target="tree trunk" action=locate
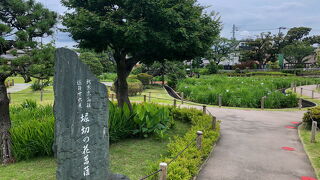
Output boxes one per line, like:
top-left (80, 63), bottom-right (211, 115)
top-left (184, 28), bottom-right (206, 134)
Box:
top-left (161, 63), bottom-right (165, 86)
top-left (0, 79), bottom-right (13, 164)
top-left (114, 54), bottom-right (137, 111)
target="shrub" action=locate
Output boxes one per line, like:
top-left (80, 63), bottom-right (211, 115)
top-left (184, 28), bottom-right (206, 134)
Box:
top-left (146, 107), bottom-right (220, 180)
top-left (234, 61), bottom-right (258, 70)
top-left (281, 69), bottom-right (303, 75)
top-left (128, 75), bottom-right (138, 80)
top-left (10, 101), bottom-right (175, 161)
top-left (11, 118), bottom-right (54, 161)
top-left (131, 65), bottom-right (145, 75)
top-left (20, 99), bottom-right (37, 109)
top-left (109, 102), bottom-right (137, 142)
top-left (206, 61), bottom-right (218, 74)
top-left (10, 104), bottom-right (54, 161)
top-left (235, 68), bottom-right (241, 73)
top-left (127, 80), bottom-right (143, 96)
top-left (303, 107), bottom-right (320, 130)
top-left (99, 73), bottom-right (117, 82)
top-left (246, 72), bottom-right (293, 77)
top-left (31, 80), bottom-right (50, 91)
top-left (153, 76), bottom-right (167, 82)
top-left (137, 73), bottom-right (153, 85)
top-left (267, 61), bottom-right (280, 69)
top-left (111, 78), bottom-right (143, 96)
top-left (109, 102), bottom-right (173, 141)
top-left (133, 103), bottom-right (174, 138)
top-left (199, 68), bottom-right (209, 75)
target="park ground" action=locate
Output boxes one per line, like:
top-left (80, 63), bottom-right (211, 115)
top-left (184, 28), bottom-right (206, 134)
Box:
top-left (1, 76), bottom-right (320, 180)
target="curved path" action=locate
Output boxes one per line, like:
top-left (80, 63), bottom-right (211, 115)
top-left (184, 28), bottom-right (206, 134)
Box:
top-left (299, 85), bottom-right (320, 99)
top-left (192, 86), bottom-right (318, 180)
top-left (7, 83), bottom-right (31, 93)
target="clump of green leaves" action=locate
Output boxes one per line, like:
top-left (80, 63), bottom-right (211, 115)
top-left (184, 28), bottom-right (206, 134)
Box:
top-left (137, 73), bottom-right (153, 86)
top-left (146, 107), bottom-right (220, 180)
top-left (133, 103), bottom-right (174, 138)
top-left (111, 78), bottom-right (144, 96)
top-left (30, 80), bottom-right (51, 91)
top-left (303, 107), bottom-right (320, 130)
top-left (10, 101), bottom-right (175, 160)
top-left (177, 75), bottom-right (319, 108)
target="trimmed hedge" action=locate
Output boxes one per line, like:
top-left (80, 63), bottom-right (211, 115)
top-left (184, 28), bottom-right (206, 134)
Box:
top-left (137, 73), bottom-right (153, 85)
top-left (111, 78), bottom-right (143, 96)
top-left (146, 107), bottom-right (220, 180)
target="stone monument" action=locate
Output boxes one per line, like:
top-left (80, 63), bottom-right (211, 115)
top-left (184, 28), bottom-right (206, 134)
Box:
top-left (54, 48), bottom-right (128, 180)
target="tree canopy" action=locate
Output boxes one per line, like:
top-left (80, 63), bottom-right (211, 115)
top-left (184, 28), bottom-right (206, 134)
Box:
top-left (206, 37), bottom-right (238, 64)
top-left (0, 0), bottom-right (57, 164)
top-left (62, 0), bottom-right (221, 108)
top-left (282, 41), bottom-right (314, 65)
top-left (240, 27), bottom-right (320, 67)
top-left (0, 0), bottom-right (57, 81)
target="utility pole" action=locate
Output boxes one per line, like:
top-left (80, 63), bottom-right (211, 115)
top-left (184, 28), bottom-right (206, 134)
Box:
top-left (277, 27), bottom-right (286, 36)
top-left (232, 24), bottom-right (239, 40)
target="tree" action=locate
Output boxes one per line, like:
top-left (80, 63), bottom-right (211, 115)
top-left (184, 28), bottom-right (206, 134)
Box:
top-left (0, 0), bottom-right (57, 164)
top-left (78, 49), bottom-right (116, 74)
top-left (282, 42), bottom-right (314, 67)
top-left (240, 33), bottom-right (273, 66)
top-left (62, 0), bottom-right (221, 109)
top-left (284, 27), bottom-right (312, 45)
top-left (206, 37), bottom-right (238, 64)
top-left (147, 60), bottom-right (186, 86)
top-left (80, 52), bottom-right (104, 76)
top-left (240, 27), bottom-right (320, 68)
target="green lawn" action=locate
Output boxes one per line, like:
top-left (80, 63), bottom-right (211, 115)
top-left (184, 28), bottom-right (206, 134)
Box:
top-left (9, 85), bottom-right (309, 111)
top-left (9, 85), bottom-right (181, 106)
top-left (0, 121), bottom-right (190, 180)
top-left (10, 86), bottom-right (54, 105)
top-left (299, 127), bottom-right (320, 179)
top-left (6, 77), bottom-right (37, 84)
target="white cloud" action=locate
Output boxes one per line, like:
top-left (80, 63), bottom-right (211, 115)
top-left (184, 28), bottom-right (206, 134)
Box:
top-left (34, 0), bottom-right (320, 46)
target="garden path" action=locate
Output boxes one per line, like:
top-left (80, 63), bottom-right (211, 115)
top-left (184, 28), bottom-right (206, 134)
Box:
top-left (196, 108), bottom-right (316, 180)
top-left (196, 85), bottom-right (319, 180)
top-left (299, 85), bottom-right (320, 99)
top-left (102, 82), bottom-right (113, 87)
top-left (7, 83), bottom-right (31, 93)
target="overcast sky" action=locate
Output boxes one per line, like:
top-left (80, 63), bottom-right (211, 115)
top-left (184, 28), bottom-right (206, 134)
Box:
top-left (37, 0), bottom-right (320, 47)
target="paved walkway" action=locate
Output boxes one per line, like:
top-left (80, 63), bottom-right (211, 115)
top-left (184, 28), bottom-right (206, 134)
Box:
top-left (195, 85), bottom-right (318, 180)
top-left (298, 85), bottom-right (320, 99)
top-left (7, 83), bottom-right (31, 93)
top-left (102, 82), bottom-right (113, 87)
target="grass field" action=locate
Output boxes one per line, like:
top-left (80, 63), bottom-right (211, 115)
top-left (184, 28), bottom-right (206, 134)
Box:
top-left (6, 77), bottom-right (37, 84)
top-left (10, 86), bottom-right (54, 105)
top-left (0, 121), bottom-right (190, 180)
top-left (299, 127), bottom-right (320, 179)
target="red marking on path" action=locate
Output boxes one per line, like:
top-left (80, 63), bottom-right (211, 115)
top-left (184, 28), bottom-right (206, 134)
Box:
top-left (291, 122), bottom-right (300, 124)
top-left (301, 176), bottom-right (317, 180)
top-left (281, 147), bottom-right (295, 151)
top-left (286, 126), bottom-right (297, 129)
